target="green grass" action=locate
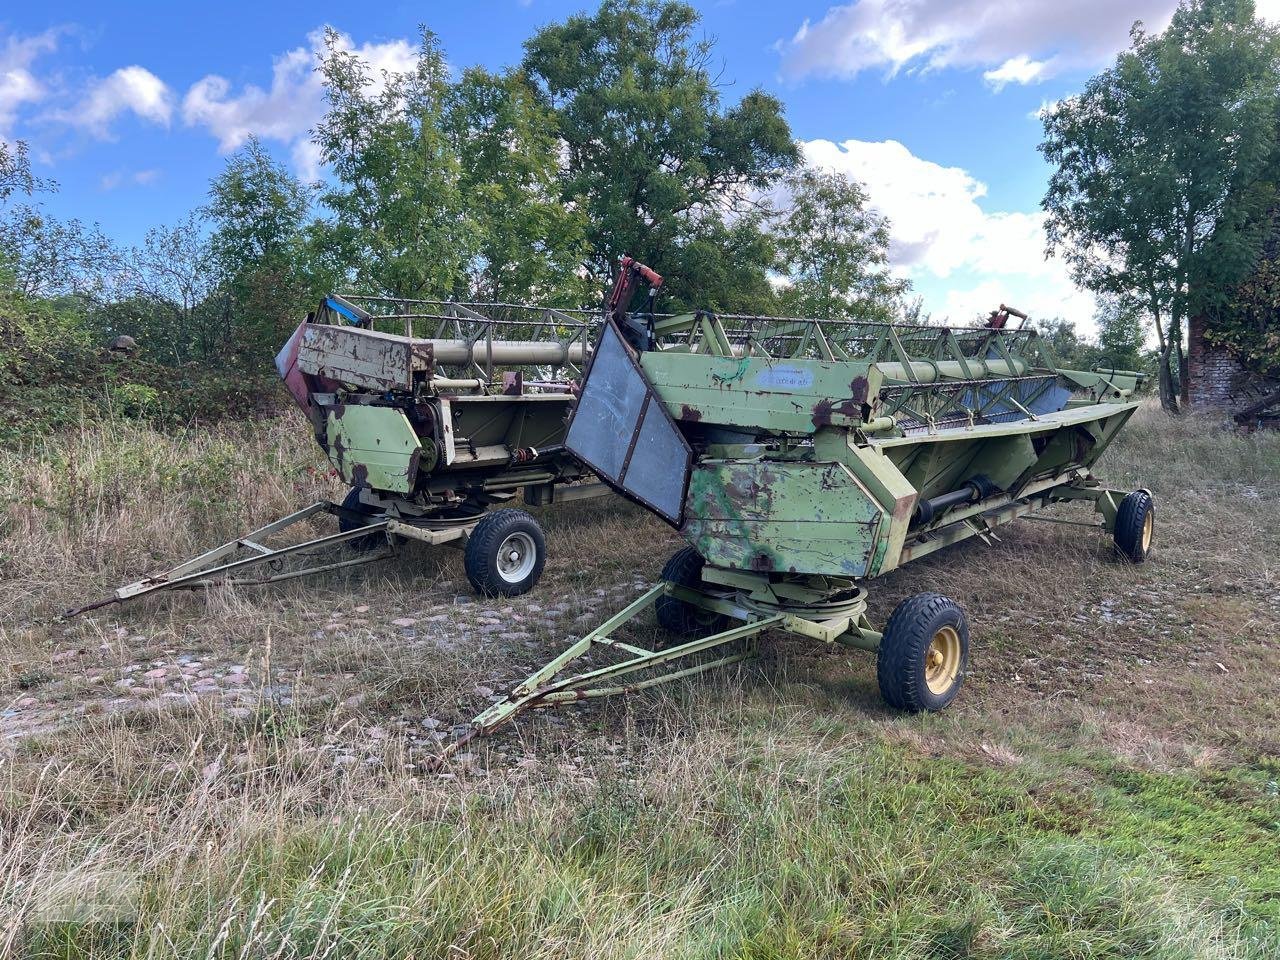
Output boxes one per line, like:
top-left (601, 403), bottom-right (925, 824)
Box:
top-left (14, 726), bottom-right (1276, 959)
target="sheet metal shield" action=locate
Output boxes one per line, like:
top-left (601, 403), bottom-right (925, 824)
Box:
top-left (565, 319), bottom-right (692, 525)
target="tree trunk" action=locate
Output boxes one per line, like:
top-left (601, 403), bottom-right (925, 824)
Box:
top-left (1150, 294), bottom-right (1179, 413)
top-left (1176, 337), bottom-right (1190, 407)
top-left (1157, 344), bottom-right (1179, 413)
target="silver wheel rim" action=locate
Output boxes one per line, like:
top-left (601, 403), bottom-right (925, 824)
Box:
top-left (496, 531), bottom-right (537, 583)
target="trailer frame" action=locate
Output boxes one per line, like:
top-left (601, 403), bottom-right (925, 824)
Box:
top-left (434, 473), bottom-right (1129, 765)
top-left (63, 501), bottom-right (484, 619)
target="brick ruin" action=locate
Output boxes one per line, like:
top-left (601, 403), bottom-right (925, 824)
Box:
top-left (1187, 315), bottom-right (1279, 426)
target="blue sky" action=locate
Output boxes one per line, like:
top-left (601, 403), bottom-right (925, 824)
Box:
top-left (1, 0), bottom-right (1246, 329)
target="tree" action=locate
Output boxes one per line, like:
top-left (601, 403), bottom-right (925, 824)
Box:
top-left (1094, 297), bottom-right (1148, 372)
top-left (312, 27), bottom-right (476, 300)
top-left (125, 213), bottom-right (217, 364)
top-left (522, 0), bottom-right (799, 311)
top-left (445, 68), bottom-right (590, 306)
top-left (0, 204), bottom-right (117, 300)
top-left (1041, 0), bottom-right (1280, 411)
top-left (773, 167), bottom-right (908, 321)
top-left (1033, 317), bottom-right (1104, 371)
top-left (0, 140), bottom-right (50, 204)
top-left (207, 137), bottom-right (316, 358)
top-left (207, 137), bottom-right (311, 279)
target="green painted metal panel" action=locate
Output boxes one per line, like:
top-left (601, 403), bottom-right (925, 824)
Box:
top-left (682, 460), bottom-right (883, 576)
top-left (640, 352), bottom-right (880, 433)
top-left (324, 405), bottom-right (422, 494)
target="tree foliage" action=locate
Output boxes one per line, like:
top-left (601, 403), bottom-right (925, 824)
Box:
top-left (522, 0), bottom-right (799, 310)
top-left (206, 137), bottom-right (316, 358)
top-left (1214, 213), bottom-right (1280, 374)
top-left (313, 27), bottom-right (475, 300)
top-left (1094, 297), bottom-right (1149, 373)
top-left (773, 167), bottom-right (907, 321)
top-left (1041, 0), bottom-right (1280, 411)
top-left (446, 68), bottom-right (591, 305)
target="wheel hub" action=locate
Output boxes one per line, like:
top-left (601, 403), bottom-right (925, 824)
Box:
top-left (925, 626), bottom-right (961, 695)
top-left (496, 531), bottom-right (537, 583)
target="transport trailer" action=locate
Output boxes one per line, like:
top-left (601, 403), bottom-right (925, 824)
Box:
top-left (433, 260), bottom-right (1152, 761)
top-left (66, 295), bottom-right (611, 618)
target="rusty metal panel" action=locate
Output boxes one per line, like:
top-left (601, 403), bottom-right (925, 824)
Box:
top-left (297, 323), bottom-right (433, 392)
top-left (324, 405), bottom-right (422, 493)
top-left (681, 460), bottom-right (883, 576)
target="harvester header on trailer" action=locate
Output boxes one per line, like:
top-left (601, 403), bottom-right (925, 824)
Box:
top-left (67, 291), bottom-right (616, 617)
top-left (432, 258), bottom-right (1155, 764)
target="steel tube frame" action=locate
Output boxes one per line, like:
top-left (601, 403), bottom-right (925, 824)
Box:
top-left (64, 503), bottom-right (481, 618)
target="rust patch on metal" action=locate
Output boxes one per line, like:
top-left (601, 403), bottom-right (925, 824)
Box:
top-left (811, 398), bottom-right (833, 428)
top-left (351, 463), bottom-right (369, 488)
top-left (679, 404), bottom-right (702, 422)
top-left (749, 552), bottom-right (774, 571)
top-left (892, 493), bottom-right (915, 521)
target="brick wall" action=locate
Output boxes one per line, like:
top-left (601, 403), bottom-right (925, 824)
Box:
top-left (1186, 314), bottom-right (1268, 408)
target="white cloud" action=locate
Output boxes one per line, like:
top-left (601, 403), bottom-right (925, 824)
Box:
top-left (65, 66), bottom-right (173, 138)
top-left (779, 0), bottom-right (1178, 86)
top-left (182, 28), bottom-right (417, 177)
top-left (799, 138), bottom-right (1095, 328)
top-left (0, 28), bottom-right (60, 136)
top-left (101, 168), bottom-right (161, 190)
top-left (984, 55), bottom-right (1050, 90)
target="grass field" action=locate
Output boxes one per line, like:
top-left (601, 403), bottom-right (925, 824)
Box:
top-left (2, 404), bottom-right (1279, 958)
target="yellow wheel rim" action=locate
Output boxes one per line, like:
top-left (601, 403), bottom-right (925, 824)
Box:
top-left (1141, 510), bottom-right (1153, 553)
top-left (925, 626), bottom-right (962, 696)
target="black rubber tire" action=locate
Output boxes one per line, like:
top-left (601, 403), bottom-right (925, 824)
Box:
top-left (463, 509), bottom-right (546, 597)
top-left (1113, 490), bottom-right (1155, 563)
top-left (655, 546), bottom-right (730, 637)
top-left (877, 592), bottom-right (969, 713)
top-left (338, 486), bottom-right (384, 551)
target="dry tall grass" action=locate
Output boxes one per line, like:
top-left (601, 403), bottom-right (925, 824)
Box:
top-left (2, 403), bottom-right (1278, 957)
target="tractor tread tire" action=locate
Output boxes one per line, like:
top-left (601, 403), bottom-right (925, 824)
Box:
top-left (464, 509), bottom-right (546, 598)
top-left (877, 592), bottom-right (969, 713)
top-left (1113, 490), bottom-right (1154, 563)
top-left (338, 486), bottom-right (384, 552)
top-left (655, 546), bottom-right (729, 638)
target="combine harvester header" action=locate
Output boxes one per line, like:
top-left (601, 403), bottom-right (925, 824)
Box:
top-left (435, 259), bottom-right (1154, 762)
top-left (67, 294), bottom-right (611, 617)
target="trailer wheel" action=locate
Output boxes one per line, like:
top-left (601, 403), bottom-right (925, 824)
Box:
top-left (1113, 490), bottom-right (1154, 563)
top-left (338, 486), bottom-right (385, 551)
top-left (877, 592), bottom-right (969, 712)
top-left (464, 509), bottom-right (546, 597)
top-left (656, 547), bottom-right (729, 638)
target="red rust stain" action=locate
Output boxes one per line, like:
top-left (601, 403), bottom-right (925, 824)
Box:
top-left (811, 398), bottom-right (834, 428)
top-left (749, 553), bottom-right (774, 572)
top-left (352, 463), bottom-right (369, 487)
top-left (679, 404), bottom-right (703, 422)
